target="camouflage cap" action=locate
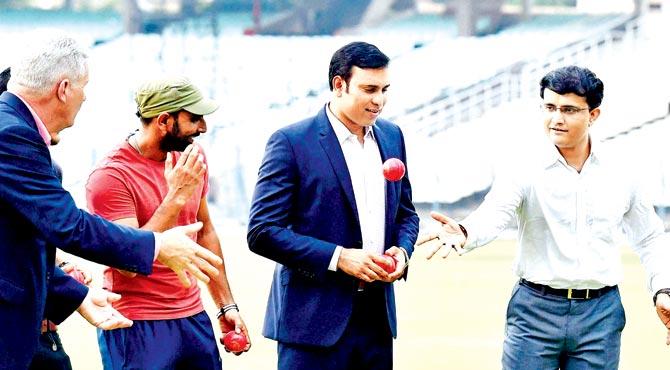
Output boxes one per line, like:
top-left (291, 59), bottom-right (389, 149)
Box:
top-left (135, 76), bottom-right (218, 118)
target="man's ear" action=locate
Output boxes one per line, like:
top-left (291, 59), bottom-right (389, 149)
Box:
top-left (589, 107), bottom-right (601, 126)
top-left (56, 79), bottom-right (69, 103)
top-left (156, 112), bottom-right (172, 134)
top-left (332, 76), bottom-right (344, 97)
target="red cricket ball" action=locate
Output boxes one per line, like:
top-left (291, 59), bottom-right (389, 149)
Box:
top-left (382, 158), bottom-right (405, 182)
top-left (221, 331), bottom-right (248, 353)
top-left (376, 254), bottom-right (397, 273)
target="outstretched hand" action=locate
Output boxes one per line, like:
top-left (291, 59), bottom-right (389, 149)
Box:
top-left (157, 222), bottom-right (222, 287)
top-left (77, 287), bottom-right (132, 330)
top-left (655, 293), bottom-right (670, 345)
top-left (416, 211), bottom-right (467, 260)
top-left (61, 262), bottom-right (93, 286)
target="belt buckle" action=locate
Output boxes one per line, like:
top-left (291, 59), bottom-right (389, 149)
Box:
top-left (567, 288), bottom-right (590, 299)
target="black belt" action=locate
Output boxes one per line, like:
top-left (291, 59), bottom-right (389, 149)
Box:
top-left (520, 279), bottom-right (616, 300)
top-left (355, 280), bottom-right (385, 293)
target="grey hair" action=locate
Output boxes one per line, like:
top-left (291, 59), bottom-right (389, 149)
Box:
top-left (8, 34), bottom-right (88, 95)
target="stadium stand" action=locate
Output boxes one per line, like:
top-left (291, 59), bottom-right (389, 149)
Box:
top-left (4, 7), bottom-right (665, 224)
top-left (407, 9), bottom-right (670, 223)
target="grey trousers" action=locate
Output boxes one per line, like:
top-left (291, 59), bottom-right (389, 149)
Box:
top-left (502, 281), bottom-right (626, 370)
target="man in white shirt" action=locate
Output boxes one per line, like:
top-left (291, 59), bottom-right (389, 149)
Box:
top-left (418, 65), bottom-right (670, 369)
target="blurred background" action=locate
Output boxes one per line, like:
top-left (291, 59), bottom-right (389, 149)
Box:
top-left (1, 0), bottom-right (668, 226)
top-left (2, 0), bottom-right (670, 368)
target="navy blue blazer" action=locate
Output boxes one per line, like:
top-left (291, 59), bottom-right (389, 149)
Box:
top-left (248, 106), bottom-right (419, 347)
top-left (0, 92), bottom-right (155, 369)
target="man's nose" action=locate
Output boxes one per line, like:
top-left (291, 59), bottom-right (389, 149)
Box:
top-left (371, 91), bottom-right (384, 106)
top-left (550, 110), bottom-right (565, 123)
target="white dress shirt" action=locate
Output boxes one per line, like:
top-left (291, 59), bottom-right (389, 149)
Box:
top-left (461, 138), bottom-right (670, 293)
top-left (326, 105), bottom-right (387, 271)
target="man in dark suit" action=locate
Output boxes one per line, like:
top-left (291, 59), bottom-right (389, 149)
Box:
top-left (248, 41), bottom-right (419, 370)
top-left (0, 36), bottom-right (222, 369)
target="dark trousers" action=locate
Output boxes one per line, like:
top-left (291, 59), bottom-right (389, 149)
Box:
top-left (28, 331), bottom-right (72, 370)
top-left (98, 311), bottom-right (221, 370)
top-left (278, 285), bottom-right (393, 370)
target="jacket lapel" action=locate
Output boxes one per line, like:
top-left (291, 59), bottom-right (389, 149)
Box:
top-left (316, 108), bottom-right (360, 226)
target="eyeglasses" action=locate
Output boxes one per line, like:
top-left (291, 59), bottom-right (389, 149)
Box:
top-left (541, 104), bottom-right (590, 117)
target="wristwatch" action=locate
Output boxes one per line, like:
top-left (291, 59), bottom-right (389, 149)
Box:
top-left (653, 288), bottom-right (670, 306)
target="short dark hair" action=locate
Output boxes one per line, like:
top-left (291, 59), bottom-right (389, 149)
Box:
top-left (135, 109), bottom-right (180, 125)
top-left (0, 67), bottom-right (11, 94)
top-left (136, 109), bottom-right (153, 125)
top-left (328, 42), bottom-right (389, 91)
top-left (540, 66), bottom-right (604, 110)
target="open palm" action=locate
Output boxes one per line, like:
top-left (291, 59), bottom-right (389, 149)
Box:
top-left (416, 211), bottom-right (466, 259)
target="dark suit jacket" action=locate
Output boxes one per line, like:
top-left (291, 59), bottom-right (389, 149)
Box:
top-left (0, 92), bottom-right (155, 369)
top-left (248, 106), bottom-right (419, 347)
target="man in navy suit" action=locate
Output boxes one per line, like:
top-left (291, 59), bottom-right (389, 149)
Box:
top-left (248, 41), bottom-right (419, 370)
top-left (0, 35), bottom-right (222, 369)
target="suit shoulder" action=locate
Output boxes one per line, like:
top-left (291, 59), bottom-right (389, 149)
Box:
top-left (0, 112), bottom-right (41, 143)
top-left (0, 109), bottom-right (26, 131)
top-left (375, 118), bottom-right (402, 133)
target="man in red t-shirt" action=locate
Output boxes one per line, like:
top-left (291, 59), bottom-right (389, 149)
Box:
top-left (86, 76), bottom-right (250, 370)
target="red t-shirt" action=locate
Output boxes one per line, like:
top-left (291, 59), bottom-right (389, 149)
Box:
top-left (86, 141), bottom-right (209, 320)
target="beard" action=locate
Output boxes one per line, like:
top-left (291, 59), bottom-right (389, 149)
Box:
top-left (159, 122), bottom-right (198, 152)
top-left (159, 134), bottom-right (192, 152)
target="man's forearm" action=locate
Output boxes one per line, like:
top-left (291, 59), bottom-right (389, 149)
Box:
top-left (200, 226), bottom-right (235, 307)
top-left (140, 192), bottom-right (189, 232)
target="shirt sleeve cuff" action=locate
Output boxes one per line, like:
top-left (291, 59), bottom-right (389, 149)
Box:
top-left (459, 221), bottom-right (477, 252)
top-left (153, 232), bottom-right (161, 261)
top-left (328, 246), bottom-right (343, 271)
top-left (650, 274), bottom-right (670, 296)
top-left (398, 246), bottom-right (409, 265)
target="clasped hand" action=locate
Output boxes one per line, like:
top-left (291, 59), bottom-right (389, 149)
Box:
top-left (337, 247), bottom-right (407, 283)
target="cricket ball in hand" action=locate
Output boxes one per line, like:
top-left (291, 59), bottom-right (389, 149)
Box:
top-left (376, 254), bottom-right (397, 273)
top-left (222, 331), bottom-right (248, 352)
top-left (382, 158), bottom-right (405, 182)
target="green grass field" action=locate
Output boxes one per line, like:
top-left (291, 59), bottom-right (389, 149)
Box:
top-left (59, 229), bottom-right (670, 369)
